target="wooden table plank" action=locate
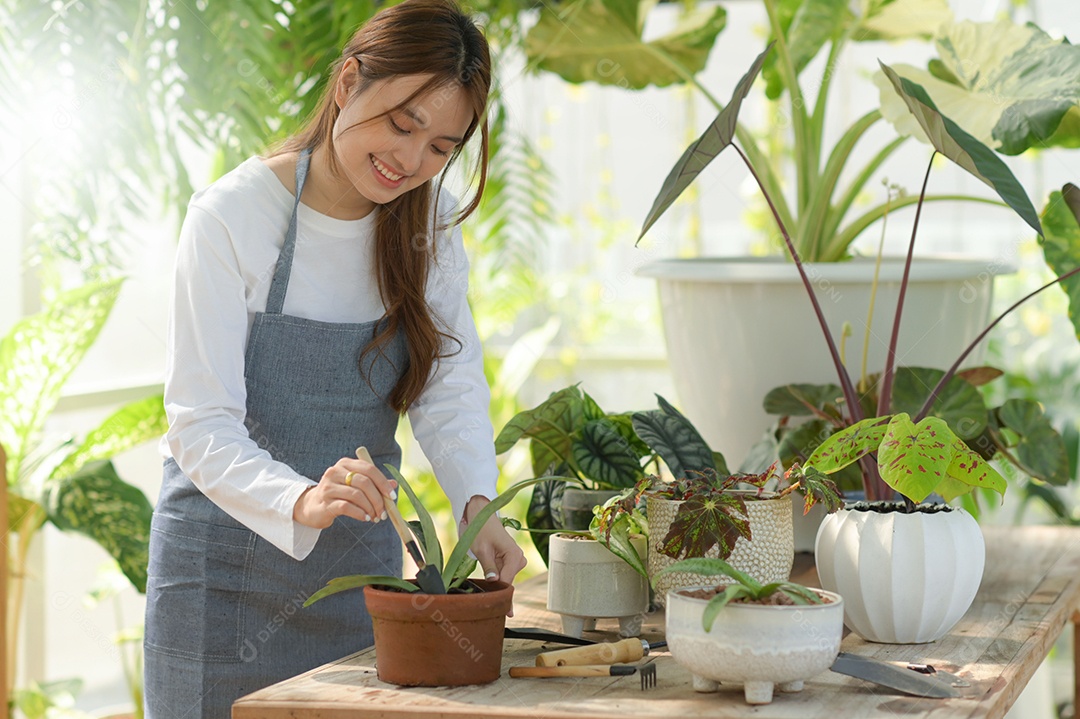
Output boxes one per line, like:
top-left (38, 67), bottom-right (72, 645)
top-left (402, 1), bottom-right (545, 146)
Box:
top-left (233, 525), bottom-right (1080, 719)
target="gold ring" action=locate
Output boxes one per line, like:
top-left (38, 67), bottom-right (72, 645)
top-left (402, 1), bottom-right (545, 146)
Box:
top-left (344, 471), bottom-right (355, 487)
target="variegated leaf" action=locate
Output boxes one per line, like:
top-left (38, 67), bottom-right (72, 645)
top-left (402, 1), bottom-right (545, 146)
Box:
top-left (659, 491), bottom-right (750, 560)
top-left (805, 416), bottom-right (891, 474)
top-left (940, 437), bottom-right (1006, 501)
top-left (877, 414), bottom-right (955, 503)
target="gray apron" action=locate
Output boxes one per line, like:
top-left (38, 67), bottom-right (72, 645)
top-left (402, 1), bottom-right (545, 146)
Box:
top-left (144, 148), bottom-right (405, 719)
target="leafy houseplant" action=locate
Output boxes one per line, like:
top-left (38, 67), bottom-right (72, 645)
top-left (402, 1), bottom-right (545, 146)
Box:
top-left (305, 469), bottom-right (562, 686)
top-left (658, 557), bottom-right (843, 705)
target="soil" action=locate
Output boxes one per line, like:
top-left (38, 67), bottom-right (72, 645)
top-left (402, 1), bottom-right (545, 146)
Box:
top-left (557, 533), bottom-right (597, 541)
top-left (846, 500), bottom-right (955, 514)
top-left (677, 587), bottom-right (836, 606)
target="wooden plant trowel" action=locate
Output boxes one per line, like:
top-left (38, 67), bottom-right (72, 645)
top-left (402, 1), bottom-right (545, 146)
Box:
top-left (356, 447), bottom-right (446, 594)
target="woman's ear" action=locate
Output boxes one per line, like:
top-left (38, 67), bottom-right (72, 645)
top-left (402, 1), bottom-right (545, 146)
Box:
top-left (335, 57), bottom-right (361, 109)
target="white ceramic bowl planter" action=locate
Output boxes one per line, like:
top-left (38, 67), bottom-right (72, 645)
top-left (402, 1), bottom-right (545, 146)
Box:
top-left (666, 586), bottom-right (844, 704)
top-left (648, 493), bottom-right (794, 607)
top-left (547, 534), bottom-right (650, 637)
top-left (815, 502), bottom-right (985, 644)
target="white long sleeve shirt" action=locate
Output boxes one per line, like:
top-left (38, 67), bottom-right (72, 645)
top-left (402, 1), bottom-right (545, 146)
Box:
top-left (163, 156), bottom-right (498, 560)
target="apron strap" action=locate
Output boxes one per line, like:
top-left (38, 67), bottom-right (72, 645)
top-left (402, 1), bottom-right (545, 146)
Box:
top-left (266, 147), bottom-right (313, 315)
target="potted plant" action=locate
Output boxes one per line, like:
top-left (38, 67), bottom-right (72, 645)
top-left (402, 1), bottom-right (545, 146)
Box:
top-left (305, 468), bottom-right (563, 686)
top-left (525, 0), bottom-right (1080, 467)
top-left (658, 556), bottom-right (843, 705)
top-left (635, 42), bottom-right (1080, 642)
top-left (494, 384), bottom-right (653, 564)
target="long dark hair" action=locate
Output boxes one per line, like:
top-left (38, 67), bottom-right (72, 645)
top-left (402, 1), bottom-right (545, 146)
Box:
top-left (274, 0), bottom-right (490, 412)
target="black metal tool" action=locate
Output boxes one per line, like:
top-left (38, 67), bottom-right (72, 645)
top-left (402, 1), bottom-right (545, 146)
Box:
top-left (831, 652), bottom-right (970, 699)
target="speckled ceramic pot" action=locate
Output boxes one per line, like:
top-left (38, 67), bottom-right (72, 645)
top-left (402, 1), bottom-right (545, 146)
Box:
top-left (666, 586), bottom-right (843, 704)
top-left (647, 492), bottom-right (794, 607)
top-left (547, 533), bottom-right (649, 637)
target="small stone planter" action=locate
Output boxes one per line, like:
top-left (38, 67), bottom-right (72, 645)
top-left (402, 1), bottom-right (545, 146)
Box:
top-left (547, 533), bottom-right (649, 637)
top-left (666, 586), bottom-right (843, 704)
top-left (647, 492), bottom-right (794, 607)
top-left (363, 579), bottom-right (513, 686)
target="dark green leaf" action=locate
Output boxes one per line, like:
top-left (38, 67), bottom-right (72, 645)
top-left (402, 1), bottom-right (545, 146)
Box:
top-left (1038, 187), bottom-right (1080, 342)
top-left (639, 43), bottom-right (773, 240)
top-left (889, 367), bottom-right (987, 439)
top-left (386, 465), bottom-right (443, 575)
top-left (763, 383), bottom-right (843, 416)
top-left (998, 399), bottom-right (1070, 485)
top-left (659, 491), bottom-right (750, 560)
top-left (777, 419), bottom-right (833, 465)
top-left (525, 478), bottom-right (567, 566)
top-left (573, 419), bottom-right (643, 489)
top-left (494, 385), bottom-right (582, 454)
top-left (878, 62), bottom-right (1042, 235)
top-left (632, 409), bottom-right (714, 480)
top-left (43, 460), bottom-right (153, 592)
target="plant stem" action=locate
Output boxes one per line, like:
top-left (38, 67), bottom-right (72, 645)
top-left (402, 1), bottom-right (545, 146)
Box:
top-left (878, 152), bottom-right (936, 417)
top-left (733, 143), bottom-right (863, 425)
top-left (863, 197), bottom-right (890, 387)
top-left (914, 264), bottom-right (1080, 422)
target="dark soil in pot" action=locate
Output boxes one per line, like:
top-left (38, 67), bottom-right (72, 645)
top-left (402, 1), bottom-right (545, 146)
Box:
top-left (677, 587), bottom-right (836, 606)
top-left (363, 578), bottom-right (513, 687)
top-left (844, 500), bottom-right (952, 514)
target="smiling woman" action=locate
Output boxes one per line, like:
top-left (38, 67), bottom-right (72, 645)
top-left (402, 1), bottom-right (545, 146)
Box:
top-left (144, 1), bottom-right (526, 717)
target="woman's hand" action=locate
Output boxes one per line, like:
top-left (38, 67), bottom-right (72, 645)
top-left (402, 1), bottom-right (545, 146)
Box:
top-left (293, 456), bottom-right (398, 529)
top-left (462, 495), bottom-right (527, 615)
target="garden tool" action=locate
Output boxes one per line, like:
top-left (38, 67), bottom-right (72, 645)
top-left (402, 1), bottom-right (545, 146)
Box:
top-left (535, 637), bottom-right (668, 666)
top-left (830, 653), bottom-right (970, 699)
top-left (509, 663), bottom-right (658, 690)
top-left (355, 447), bottom-right (446, 594)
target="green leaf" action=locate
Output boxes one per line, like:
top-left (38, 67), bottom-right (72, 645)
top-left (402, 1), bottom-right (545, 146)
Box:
top-left (940, 437), bottom-right (1007, 501)
top-left (702, 584), bottom-right (751, 632)
top-left (878, 61), bottom-right (1042, 235)
top-left (657, 555), bottom-right (760, 590)
top-left (525, 0), bottom-right (727, 89)
top-left (877, 414), bottom-right (955, 503)
top-left (524, 478), bottom-right (567, 565)
top-left (452, 557), bottom-right (478, 583)
top-left (659, 491), bottom-right (750, 560)
top-left (796, 466), bottom-right (845, 515)
top-left (386, 465), bottom-right (443, 575)
top-left (443, 476), bottom-right (574, 586)
top-left (573, 419), bottom-right (643, 489)
top-left (1039, 186), bottom-right (1080, 342)
top-left (589, 501), bottom-right (648, 579)
top-left (638, 43), bottom-right (773, 240)
top-left (762, 0), bottom-right (850, 100)
top-left (0, 279), bottom-right (123, 482)
top-left (998, 399), bottom-right (1070, 485)
top-left (805, 416), bottom-right (891, 474)
top-left (763, 383), bottom-right (843, 416)
top-left (495, 385), bottom-right (585, 477)
top-left (777, 419), bottom-right (832, 466)
top-left (877, 20), bottom-right (1080, 156)
top-left (42, 460), bottom-right (153, 592)
top-left (889, 367), bottom-right (987, 439)
top-left (52, 393), bottom-right (168, 480)
top-left (305, 575), bottom-right (419, 606)
top-left (632, 409), bottom-right (714, 480)
top-left (858, 0), bottom-right (953, 40)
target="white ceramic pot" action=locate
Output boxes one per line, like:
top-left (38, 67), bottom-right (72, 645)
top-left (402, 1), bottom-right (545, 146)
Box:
top-left (814, 503), bottom-right (985, 643)
top-left (547, 533), bottom-right (650, 637)
top-left (666, 585), bottom-right (844, 704)
top-left (647, 493), bottom-right (793, 607)
top-left (637, 257), bottom-right (1004, 469)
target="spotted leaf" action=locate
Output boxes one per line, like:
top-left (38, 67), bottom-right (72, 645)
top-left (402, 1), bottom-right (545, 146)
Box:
top-left (877, 414), bottom-right (955, 503)
top-left (805, 416), bottom-right (891, 474)
top-left (659, 491), bottom-right (750, 560)
top-left (940, 437), bottom-right (1006, 502)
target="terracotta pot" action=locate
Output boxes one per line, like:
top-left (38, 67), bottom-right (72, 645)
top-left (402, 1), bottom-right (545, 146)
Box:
top-left (647, 492), bottom-right (794, 607)
top-left (815, 502), bottom-right (984, 643)
top-left (363, 579), bottom-right (513, 686)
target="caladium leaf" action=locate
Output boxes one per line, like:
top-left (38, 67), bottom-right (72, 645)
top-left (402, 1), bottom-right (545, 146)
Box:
top-left (1038, 186), bottom-right (1080, 342)
top-left (888, 367), bottom-right (987, 439)
top-left (878, 61), bottom-right (1042, 236)
top-left (639, 43), bottom-right (773, 240)
top-left (877, 414), bottom-right (955, 503)
top-left (876, 20), bottom-right (1080, 156)
top-left (525, 0), bottom-right (727, 89)
top-left (939, 437), bottom-right (1006, 502)
top-left (763, 383), bottom-right (843, 416)
top-left (997, 399), bottom-right (1070, 486)
top-left (805, 416), bottom-right (891, 474)
top-left (659, 491), bottom-right (750, 560)
top-left (573, 419), bottom-right (643, 489)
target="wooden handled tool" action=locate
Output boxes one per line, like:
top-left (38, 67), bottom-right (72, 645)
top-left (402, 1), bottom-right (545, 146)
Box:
top-left (510, 665), bottom-right (637, 678)
top-left (356, 447), bottom-right (446, 594)
top-left (536, 637), bottom-right (665, 666)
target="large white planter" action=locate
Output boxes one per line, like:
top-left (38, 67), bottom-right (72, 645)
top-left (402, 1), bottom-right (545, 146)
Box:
top-left (547, 534), bottom-right (650, 637)
top-left (647, 493), bottom-right (793, 607)
top-left (814, 503), bottom-right (985, 643)
top-left (666, 585), bottom-right (843, 704)
top-left (638, 257), bottom-right (1004, 469)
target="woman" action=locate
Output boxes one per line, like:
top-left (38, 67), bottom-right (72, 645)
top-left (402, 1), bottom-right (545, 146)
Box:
top-left (144, 1), bottom-right (525, 716)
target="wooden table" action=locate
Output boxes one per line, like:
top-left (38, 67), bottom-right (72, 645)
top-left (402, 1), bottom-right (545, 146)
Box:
top-left (233, 525), bottom-right (1080, 718)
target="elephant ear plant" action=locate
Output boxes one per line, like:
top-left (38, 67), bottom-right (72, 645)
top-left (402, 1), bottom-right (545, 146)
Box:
top-left (639, 45), bottom-right (1080, 509)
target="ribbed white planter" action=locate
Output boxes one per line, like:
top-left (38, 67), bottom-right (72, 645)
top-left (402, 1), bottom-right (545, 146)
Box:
top-left (547, 534), bottom-right (650, 638)
top-left (666, 586), bottom-right (843, 704)
top-left (647, 492), bottom-right (793, 607)
top-left (814, 503), bottom-right (985, 643)
top-left (637, 257), bottom-right (1004, 469)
